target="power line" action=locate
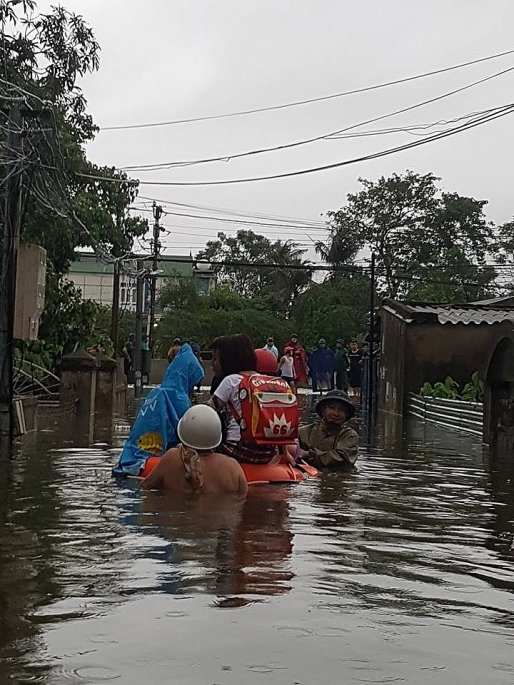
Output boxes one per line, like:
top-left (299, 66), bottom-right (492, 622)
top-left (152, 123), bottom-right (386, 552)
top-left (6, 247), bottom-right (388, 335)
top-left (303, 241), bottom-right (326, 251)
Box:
top-left (165, 258), bottom-right (505, 292)
top-left (131, 103), bottom-right (514, 187)
top-left (78, 99), bottom-right (514, 189)
top-left (130, 206), bottom-right (328, 232)
top-left (121, 90), bottom-right (512, 172)
top-left (134, 197), bottom-right (326, 226)
top-left (98, 47), bottom-right (514, 131)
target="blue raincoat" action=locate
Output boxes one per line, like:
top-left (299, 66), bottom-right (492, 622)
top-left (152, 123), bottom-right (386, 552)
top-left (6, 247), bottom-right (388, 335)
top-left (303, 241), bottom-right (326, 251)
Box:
top-left (113, 344), bottom-right (204, 476)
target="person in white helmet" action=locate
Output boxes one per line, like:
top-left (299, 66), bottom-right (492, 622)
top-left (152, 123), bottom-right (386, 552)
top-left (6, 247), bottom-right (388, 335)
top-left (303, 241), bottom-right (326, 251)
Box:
top-left (142, 405), bottom-right (248, 495)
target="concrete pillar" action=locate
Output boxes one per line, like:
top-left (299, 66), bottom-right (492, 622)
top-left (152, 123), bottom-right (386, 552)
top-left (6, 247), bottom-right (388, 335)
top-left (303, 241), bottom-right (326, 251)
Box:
top-left (94, 352), bottom-right (117, 442)
top-left (95, 352), bottom-right (117, 417)
top-left (59, 349), bottom-right (99, 441)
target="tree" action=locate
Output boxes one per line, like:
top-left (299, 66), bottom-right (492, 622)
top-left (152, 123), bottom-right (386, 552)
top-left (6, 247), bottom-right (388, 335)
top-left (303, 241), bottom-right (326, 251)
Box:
top-left (291, 272), bottom-right (370, 348)
top-left (1, 0), bottom-right (147, 364)
top-left (196, 230), bottom-right (313, 313)
top-left (321, 172), bottom-right (496, 301)
top-left (155, 282), bottom-right (292, 356)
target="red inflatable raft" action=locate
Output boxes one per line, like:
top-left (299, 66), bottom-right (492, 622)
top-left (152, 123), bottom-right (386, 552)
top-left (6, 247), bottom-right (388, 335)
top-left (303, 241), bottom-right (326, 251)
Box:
top-left (139, 455), bottom-right (320, 484)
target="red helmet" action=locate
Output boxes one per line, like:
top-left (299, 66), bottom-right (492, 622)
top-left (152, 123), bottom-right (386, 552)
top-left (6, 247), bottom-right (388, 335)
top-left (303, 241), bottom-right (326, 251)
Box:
top-left (254, 348), bottom-right (278, 375)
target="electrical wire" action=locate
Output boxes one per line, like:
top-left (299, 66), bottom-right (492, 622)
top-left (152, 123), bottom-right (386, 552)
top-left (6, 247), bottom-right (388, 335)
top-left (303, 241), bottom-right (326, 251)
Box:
top-left (99, 47), bottom-right (514, 131)
top-left (121, 82), bottom-right (514, 172)
top-left (130, 206), bottom-right (328, 232)
top-left (136, 195), bottom-right (327, 226)
top-left (131, 103), bottom-right (514, 186)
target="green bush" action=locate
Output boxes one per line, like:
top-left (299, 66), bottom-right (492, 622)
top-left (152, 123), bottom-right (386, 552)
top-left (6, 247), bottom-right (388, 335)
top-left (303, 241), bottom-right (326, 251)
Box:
top-left (420, 372), bottom-right (483, 402)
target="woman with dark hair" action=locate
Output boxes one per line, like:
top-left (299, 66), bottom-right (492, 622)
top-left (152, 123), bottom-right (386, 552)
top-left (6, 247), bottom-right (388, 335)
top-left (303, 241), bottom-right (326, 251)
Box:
top-left (208, 334), bottom-right (277, 465)
top-left (209, 337), bottom-right (225, 395)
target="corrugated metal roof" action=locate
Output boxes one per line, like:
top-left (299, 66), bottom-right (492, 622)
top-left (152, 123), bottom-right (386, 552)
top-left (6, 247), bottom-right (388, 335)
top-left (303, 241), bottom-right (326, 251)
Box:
top-left (406, 305), bottom-right (514, 325)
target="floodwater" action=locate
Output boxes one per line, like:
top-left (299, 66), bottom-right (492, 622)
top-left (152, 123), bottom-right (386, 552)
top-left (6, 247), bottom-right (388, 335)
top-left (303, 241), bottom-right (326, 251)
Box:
top-left (1, 399), bottom-right (514, 684)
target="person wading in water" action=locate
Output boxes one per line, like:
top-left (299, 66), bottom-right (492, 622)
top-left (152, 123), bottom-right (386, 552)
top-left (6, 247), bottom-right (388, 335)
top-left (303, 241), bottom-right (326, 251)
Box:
top-left (142, 405), bottom-right (248, 495)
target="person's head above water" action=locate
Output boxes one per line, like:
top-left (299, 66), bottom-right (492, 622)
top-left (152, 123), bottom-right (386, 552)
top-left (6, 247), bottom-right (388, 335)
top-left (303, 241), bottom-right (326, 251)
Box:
top-left (177, 405), bottom-right (222, 451)
top-left (213, 334), bottom-right (257, 376)
top-left (316, 390), bottom-right (355, 424)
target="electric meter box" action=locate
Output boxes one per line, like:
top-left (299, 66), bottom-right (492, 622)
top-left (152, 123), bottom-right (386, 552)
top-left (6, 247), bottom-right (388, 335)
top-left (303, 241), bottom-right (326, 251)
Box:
top-left (13, 244), bottom-right (47, 341)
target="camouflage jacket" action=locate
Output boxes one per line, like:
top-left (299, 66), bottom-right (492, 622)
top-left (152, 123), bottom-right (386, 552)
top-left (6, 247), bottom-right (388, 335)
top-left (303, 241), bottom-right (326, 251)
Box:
top-left (298, 419), bottom-right (358, 468)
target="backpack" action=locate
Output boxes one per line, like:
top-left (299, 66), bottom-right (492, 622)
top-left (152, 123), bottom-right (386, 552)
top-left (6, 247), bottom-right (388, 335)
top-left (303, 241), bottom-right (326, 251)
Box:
top-left (229, 374), bottom-right (298, 445)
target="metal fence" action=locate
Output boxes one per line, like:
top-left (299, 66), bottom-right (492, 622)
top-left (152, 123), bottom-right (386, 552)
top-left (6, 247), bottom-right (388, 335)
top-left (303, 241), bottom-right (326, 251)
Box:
top-left (407, 393), bottom-right (483, 438)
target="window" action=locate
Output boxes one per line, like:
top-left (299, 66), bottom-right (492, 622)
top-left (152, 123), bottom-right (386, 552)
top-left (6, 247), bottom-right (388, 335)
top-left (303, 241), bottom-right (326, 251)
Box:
top-left (120, 281), bottom-right (136, 306)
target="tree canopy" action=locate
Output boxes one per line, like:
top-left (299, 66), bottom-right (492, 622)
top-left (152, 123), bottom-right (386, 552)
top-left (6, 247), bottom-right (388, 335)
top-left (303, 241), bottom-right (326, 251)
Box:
top-left (1, 0), bottom-right (147, 364)
top-left (320, 171), bottom-right (497, 302)
top-left (196, 230), bottom-right (313, 314)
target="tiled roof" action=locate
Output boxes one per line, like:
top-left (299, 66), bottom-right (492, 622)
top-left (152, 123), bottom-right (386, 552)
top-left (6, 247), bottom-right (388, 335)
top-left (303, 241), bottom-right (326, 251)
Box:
top-left (384, 300), bottom-right (514, 325)
top-left (408, 306), bottom-right (514, 325)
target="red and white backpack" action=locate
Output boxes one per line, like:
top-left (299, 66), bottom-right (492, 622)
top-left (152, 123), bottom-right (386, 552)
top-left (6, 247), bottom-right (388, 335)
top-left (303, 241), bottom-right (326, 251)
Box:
top-left (229, 374), bottom-right (298, 445)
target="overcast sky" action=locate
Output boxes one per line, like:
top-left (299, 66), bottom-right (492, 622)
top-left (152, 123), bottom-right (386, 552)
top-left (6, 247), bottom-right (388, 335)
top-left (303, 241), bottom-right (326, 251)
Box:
top-left (40, 0), bottom-right (514, 257)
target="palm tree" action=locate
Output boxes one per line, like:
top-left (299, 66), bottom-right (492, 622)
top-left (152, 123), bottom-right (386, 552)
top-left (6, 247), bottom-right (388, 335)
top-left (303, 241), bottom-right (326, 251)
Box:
top-left (265, 240), bottom-right (313, 310)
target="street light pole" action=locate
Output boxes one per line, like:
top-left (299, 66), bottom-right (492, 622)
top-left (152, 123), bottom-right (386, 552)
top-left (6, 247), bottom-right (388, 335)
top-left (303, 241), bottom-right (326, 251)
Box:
top-left (134, 260), bottom-right (144, 399)
top-left (366, 252), bottom-right (376, 438)
top-left (148, 202), bottom-right (162, 352)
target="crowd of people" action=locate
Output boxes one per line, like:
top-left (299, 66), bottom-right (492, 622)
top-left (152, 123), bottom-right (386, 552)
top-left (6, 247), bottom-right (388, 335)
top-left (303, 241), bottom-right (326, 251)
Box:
top-left (122, 332), bottom-right (369, 403)
top-left (130, 333), bottom-right (361, 496)
top-left (250, 334), bottom-right (369, 401)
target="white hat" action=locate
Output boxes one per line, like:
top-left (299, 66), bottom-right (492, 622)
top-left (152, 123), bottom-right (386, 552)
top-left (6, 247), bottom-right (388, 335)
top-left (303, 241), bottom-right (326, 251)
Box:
top-left (177, 405), bottom-right (222, 450)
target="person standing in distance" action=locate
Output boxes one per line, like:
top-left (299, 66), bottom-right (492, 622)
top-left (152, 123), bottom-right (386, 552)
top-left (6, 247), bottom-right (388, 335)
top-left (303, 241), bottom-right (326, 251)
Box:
top-left (167, 337), bottom-right (182, 364)
top-left (122, 333), bottom-right (135, 381)
top-left (263, 337), bottom-right (279, 359)
top-left (285, 334), bottom-right (308, 385)
top-left (348, 341), bottom-right (363, 404)
top-left (335, 339), bottom-right (350, 392)
top-left (278, 347), bottom-right (296, 395)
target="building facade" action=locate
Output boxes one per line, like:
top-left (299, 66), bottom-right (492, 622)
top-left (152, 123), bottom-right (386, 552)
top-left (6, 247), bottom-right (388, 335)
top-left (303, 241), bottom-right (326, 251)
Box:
top-left (68, 253), bottom-right (214, 313)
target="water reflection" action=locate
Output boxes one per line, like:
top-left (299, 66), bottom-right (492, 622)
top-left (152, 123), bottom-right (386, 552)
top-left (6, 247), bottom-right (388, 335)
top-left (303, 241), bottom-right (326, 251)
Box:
top-left (136, 487), bottom-right (294, 599)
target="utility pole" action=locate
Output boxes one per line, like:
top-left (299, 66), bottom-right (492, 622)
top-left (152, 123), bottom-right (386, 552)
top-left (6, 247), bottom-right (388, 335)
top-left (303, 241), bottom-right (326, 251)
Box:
top-left (366, 252), bottom-right (376, 438)
top-left (148, 202), bottom-right (162, 352)
top-left (0, 105), bottom-right (23, 449)
top-left (134, 260), bottom-right (144, 399)
top-left (110, 260), bottom-right (120, 355)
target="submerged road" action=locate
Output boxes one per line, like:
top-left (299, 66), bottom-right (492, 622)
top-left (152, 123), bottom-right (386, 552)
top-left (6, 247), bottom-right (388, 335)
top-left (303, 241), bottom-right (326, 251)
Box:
top-left (0, 399), bottom-right (513, 684)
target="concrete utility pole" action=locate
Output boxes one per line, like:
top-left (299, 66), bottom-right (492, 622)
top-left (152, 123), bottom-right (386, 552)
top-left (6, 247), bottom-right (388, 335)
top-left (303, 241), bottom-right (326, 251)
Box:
top-left (110, 260), bottom-right (120, 355)
top-left (366, 252), bottom-right (376, 438)
top-left (0, 105), bottom-right (23, 449)
top-left (148, 202), bottom-right (163, 352)
top-left (133, 260), bottom-right (145, 399)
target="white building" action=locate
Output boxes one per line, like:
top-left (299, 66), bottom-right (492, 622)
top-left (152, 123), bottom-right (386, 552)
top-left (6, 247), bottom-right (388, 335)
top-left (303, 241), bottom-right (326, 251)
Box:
top-left (68, 252), bottom-right (214, 312)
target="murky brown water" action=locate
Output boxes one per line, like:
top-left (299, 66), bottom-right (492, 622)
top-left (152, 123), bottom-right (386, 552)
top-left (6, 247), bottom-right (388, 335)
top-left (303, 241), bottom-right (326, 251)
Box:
top-left (1, 399), bottom-right (514, 684)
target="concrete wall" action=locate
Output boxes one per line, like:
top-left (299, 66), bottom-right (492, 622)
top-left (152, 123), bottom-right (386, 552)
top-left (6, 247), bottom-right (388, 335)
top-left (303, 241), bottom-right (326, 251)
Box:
top-left (378, 307), bottom-right (514, 441)
top-left (378, 310), bottom-right (407, 446)
top-left (403, 321), bottom-right (513, 392)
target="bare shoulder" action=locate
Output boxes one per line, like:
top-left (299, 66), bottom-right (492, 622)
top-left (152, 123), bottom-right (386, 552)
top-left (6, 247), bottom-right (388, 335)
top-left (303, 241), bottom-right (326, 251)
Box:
top-left (211, 452), bottom-right (241, 469)
top-left (161, 447), bottom-right (180, 461)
